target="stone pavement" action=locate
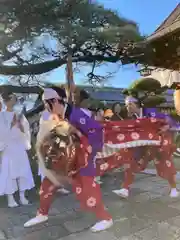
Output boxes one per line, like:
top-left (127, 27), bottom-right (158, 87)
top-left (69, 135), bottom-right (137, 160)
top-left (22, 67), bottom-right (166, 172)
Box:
top-left (1, 171), bottom-right (180, 240)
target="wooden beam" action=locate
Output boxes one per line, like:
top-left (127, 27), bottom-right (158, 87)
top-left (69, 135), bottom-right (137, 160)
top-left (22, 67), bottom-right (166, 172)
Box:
top-left (0, 85), bottom-right (43, 94)
top-left (25, 103), bottom-right (44, 117)
top-left (147, 21), bottom-right (180, 42)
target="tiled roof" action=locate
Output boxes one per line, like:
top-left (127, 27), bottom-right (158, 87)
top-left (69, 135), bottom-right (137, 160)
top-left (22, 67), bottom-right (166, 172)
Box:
top-left (147, 3), bottom-right (180, 41)
top-left (89, 91), bottom-right (125, 102)
top-left (155, 4), bottom-right (180, 32)
top-left (83, 86), bottom-right (125, 102)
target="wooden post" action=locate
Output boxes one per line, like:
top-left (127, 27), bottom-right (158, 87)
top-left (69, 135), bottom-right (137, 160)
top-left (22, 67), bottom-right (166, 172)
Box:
top-left (66, 54), bottom-right (75, 103)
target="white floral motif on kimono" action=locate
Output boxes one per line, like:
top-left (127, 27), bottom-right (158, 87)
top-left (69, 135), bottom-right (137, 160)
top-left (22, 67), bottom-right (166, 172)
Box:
top-left (148, 133), bottom-right (153, 139)
top-left (44, 192), bottom-right (53, 199)
top-left (87, 146), bottom-right (92, 154)
top-left (100, 163), bottom-right (109, 171)
top-left (86, 197), bottom-right (96, 207)
top-left (163, 139), bottom-right (168, 146)
top-left (117, 134), bottom-right (125, 141)
top-left (131, 132), bottom-right (140, 140)
top-left (92, 181), bottom-right (97, 187)
top-left (76, 187), bottom-right (82, 194)
top-left (117, 155), bottom-right (122, 160)
top-left (166, 160), bottom-right (171, 167)
top-left (79, 118), bottom-right (86, 125)
top-left (84, 153), bottom-right (89, 164)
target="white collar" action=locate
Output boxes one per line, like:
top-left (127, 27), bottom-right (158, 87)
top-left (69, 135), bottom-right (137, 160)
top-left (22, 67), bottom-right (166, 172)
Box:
top-left (80, 108), bottom-right (92, 117)
top-left (134, 108), bottom-right (143, 118)
top-left (63, 103), bottom-right (68, 119)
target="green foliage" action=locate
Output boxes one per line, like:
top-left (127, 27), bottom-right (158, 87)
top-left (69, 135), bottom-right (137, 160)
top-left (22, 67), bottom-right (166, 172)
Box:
top-left (122, 88), bottom-right (138, 98)
top-left (122, 89), bottom-right (128, 95)
top-left (129, 78), bottom-right (161, 92)
top-left (89, 99), bottom-right (105, 110)
top-left (124, 77), bottom-right (167, 107)
top-left (119, 106), bottom-right (128, 119)
top-left (0, 0), bottom-right (142, 76)
top-left (170, 110), bottom-right (180, 121)
top-left (175, 134), bottom-right (180, 147)
top-left (142, 95), bottom-right (166, 107)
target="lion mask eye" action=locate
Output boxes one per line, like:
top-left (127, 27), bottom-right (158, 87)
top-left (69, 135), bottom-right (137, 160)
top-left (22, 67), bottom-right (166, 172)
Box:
top-left (59, 141), bottom-right (66, 147)
top-left (55, 137), bottom-right (60, 144)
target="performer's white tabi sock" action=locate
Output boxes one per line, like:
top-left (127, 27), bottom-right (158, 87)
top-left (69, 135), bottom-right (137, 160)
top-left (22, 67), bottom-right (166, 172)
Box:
top-left (7, 194), bottom-right (19, 208)
top-left (24, 215), bottom-right (48, 227)
top-left (91, 219), bottom-right (113, 232)
top-left (170, 188), bottom-right (179, 198)
top-left (112, 188), bottom-right (129, 198)
top-left (57, 188), bottom-right (70, 194)
top-left (19, 191), bottom-right (29, 205)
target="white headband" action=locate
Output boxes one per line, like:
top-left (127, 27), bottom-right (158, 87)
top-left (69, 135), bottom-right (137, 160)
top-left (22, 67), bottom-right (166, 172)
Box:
top-left (42, 88), bottom-right (61, 101)
top-left (125, 96), bottom-right (138, 105)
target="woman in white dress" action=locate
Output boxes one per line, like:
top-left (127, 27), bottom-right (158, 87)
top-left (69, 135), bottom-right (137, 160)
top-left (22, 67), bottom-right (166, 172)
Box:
top-left (0, 91), bottom-right (35, 207)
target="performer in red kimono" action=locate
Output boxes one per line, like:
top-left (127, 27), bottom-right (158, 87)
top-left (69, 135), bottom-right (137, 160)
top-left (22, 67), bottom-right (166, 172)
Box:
top-left (113, 96), bottom-right (179, 199)
top-left (24, 88), bottom-right (174, 231)
top-left (24, 87), bottom-right (113, 232)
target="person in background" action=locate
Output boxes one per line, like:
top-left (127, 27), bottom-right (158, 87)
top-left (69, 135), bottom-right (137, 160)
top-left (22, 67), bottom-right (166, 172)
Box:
top-left (113, 95), bottom-right (179, 199)
top-left (94, 108), bottom-right (104, 184)
top-left (75, 91), bottom-right (103, 185)
top-left (125, 96), bottom-right (143, 119)
top-left (77, 89), bottom-right (93, 117)
top-left (73, 87), bottom-right (92, 116)
top-left (104, 109), bottom-right (114, 121)
top-left (95, 108), bottom-right (104, 121)
top-left (0, 91), bottom-right (34, 207)
top-left (111, 102), bottom-right (123, 120)
top-left (24, 87), bottom-right (113, 232)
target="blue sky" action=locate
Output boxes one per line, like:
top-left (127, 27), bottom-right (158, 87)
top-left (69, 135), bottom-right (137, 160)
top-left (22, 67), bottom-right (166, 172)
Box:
top-left (98, 0), bottom-right (179, 88)
top-left (1, 0), bottom-right (179, 88)
top-left (49, 0), bottom-right (179, 88)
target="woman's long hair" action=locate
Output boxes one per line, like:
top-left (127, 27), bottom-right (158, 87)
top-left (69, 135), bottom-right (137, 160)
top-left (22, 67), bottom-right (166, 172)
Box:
top-left (112, 102), bottom-right (121, 114)
top-left (1, 90), bottom-right (15, 102)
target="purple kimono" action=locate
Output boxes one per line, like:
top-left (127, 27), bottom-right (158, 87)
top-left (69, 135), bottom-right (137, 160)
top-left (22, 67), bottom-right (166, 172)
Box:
top-left (133, 107), bottom-right (177, 161)
top-left (144, 108), bottom-right (177, 130)
top-left (69, 107), bottom-right (103, 176)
